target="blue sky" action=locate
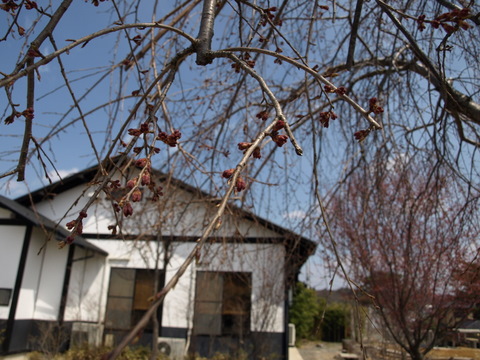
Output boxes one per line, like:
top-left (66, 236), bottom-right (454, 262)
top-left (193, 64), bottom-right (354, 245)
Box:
top-left (0, 2), bottom-right (372, 290)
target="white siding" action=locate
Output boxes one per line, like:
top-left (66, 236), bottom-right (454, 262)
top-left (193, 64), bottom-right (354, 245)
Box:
top-left (33, 231), bottom-right (68, 320)
top-left (0, 225), bottom-right (26, 319)
top-left (29, 172), bottom-right (295, 337)
top-left (14, 228), bottom-right (67, 320)
top-left (64, 246), bottom-right (106, 323)
top-left (32, 181), bottom-right (282, 239)
top-left (162, 242), bottom-right (286, 333)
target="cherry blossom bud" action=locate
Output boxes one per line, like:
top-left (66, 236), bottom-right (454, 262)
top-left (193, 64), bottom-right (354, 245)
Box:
top-left (126, 178), bottom-right (137, 189)
top-left (132, 189), bottom-right (142, 202)
top-left (141, 173), bottom-right (151, 186)
top-left (238, 142), bottom-right (252, 151)
top-left (253, 147), bottom-right (261, 159)
top-left (235, 177), bottom-right (246, 192)
top-left (135, 158), bottom-right (148, 168)
top-left (222, 169), bottom-right (235, 179)
top-left (123, 202), bottom-right (134, 217)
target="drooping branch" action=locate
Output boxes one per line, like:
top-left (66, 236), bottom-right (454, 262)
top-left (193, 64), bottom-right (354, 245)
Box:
top-left (222, 46), bottom-right (383, 130)
top-left (375, 0), bottom-right (480, 145)
top-left (0, 23), bottom-right (196, 89)
top-left (324, 55), bottom-right (480, 146)
top-left (10, 0), bottom-right (73, 72)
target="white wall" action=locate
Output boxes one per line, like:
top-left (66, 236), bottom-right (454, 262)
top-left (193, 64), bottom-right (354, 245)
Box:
top-left (32, 180), bottom-right (282, 239)
top-left (64, 246), bottom-right (106, 323)
top-left (162, 242), bottom-right (286, 333)
top-left (16, 228), bottom-right (67, 320)
top-left (0, 225), bottom-right (26, 319)
top-left (30, 173), bottom-right (292, 335)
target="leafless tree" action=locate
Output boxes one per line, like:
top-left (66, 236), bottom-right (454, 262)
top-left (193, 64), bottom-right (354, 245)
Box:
top-left (1, 0), bottom-right (479, 358)
top-left (329, 156), bottom-right (479, 359)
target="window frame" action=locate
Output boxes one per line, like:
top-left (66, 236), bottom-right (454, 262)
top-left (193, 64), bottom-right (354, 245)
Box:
top-left (193, 271), bottom-right (252, 337)
top-left (104, 267), bottom-right (164, 332)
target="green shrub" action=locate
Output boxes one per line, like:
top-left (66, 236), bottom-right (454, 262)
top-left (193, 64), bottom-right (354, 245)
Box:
top-left (28, 345), bottom-right (166, 360)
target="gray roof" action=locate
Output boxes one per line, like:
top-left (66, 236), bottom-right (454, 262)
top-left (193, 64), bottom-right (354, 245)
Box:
top-left (0, 194), bottom-right (108, 256)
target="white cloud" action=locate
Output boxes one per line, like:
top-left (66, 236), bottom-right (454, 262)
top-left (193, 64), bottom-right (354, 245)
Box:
top-left (282, 210), bottom-right (307, 219)
top-left (47, 167), bottom-right (79, 182)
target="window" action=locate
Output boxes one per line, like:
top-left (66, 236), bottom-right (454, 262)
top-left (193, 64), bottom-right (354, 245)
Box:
top-left (105, 268), bottom-right (163, 331)
top-left (0, 288), bottom-right (12, 306)
top-left (193, 272), bottom-right (251, 337)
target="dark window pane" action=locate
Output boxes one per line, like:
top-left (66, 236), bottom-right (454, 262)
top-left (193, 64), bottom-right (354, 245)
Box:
top-left (194, 313), bottom-right (221, 335)
top-left (196, 272), bottom-right (223, 301)
top-left (222, 273), bottom-right (251, 335)
top-left (105, 268), bottom-right (164, 332)
top-left (222, 314), bottom-right (249, 336)
top-left (105, 297), bottom-right (133, 329)
top-left (0, 288), bottom-right (12, 306)
top-left (133, 270), bottom-right (155, 311)
top-left (193, 271), bottom-right (251, 337)
top-left (108, 268), bottom-right (135, 297)
top-left (196, 301), bottom-right (222, 314)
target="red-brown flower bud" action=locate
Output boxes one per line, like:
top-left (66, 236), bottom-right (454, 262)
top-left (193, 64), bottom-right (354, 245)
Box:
top-left (335, 86), bottom-right (347, 96)
top-left (128, 128), bottom-right (142, 136)
top-left (222, 169), bottom-right (235, 179)
top-left (126, 178), bottom-right (137, 189)
top-left (123, 202), bottom-right (133, 217)
top-left (272, 120), bottom-right (286, 132)
top-left (141, 173), bottom-right (151, 186)
top-left (354, 129), bottom-right (370, 142)
top-left (132, 189), bottom-right (142, 202)
top-left (66, 220), bottom-right (76, 230)
top-left (273, 134), bottom-right (288, 147)
top-left (256, 110), bottom-right (270, 121)
top-left (324, 85), bottom-right (335, 93)
top-left (235, 177), bottom-right (246, 192)
top-left (135, 158), bottom-right (148, 168)
top-left (238, 142), bottom-right (252, 151)
top-left (253, 147), bottom-right (262, 159)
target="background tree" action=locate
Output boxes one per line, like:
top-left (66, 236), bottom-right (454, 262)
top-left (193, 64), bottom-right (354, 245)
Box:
top-left (1, 0), bottom-right (479, 357)
top-left (289, 282), bottom-right (322, 341)
top-left (330, 156), bottom-right (479, 360)
top-left (317, 301), bottom-right (350, 343)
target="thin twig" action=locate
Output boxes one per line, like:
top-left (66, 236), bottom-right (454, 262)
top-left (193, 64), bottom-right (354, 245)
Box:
top-left (0, 22), bottom-right (196, 89)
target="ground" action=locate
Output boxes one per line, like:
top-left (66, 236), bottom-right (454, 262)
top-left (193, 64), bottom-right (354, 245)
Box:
top-left (428, 347), bottom-right (480, 360)
top-left (296, 341), bottom-right (343, 360)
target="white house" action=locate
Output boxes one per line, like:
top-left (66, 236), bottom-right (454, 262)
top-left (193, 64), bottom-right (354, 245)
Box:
top-left (0, 158), bottom-right (315, 359)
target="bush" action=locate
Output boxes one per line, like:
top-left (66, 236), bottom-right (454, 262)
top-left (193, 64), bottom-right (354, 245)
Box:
top-left (289, 282), bottom-right (322, 340)
top-left (28, 345), bottom-right (165, 360)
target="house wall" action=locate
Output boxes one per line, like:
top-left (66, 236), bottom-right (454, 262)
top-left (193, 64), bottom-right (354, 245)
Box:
top-left (0, 217), bottom-right (67, 321)
top-left (64, 246), bottom-right (106, 323)
top-left (0, 213), bottom-right (69, 353)
top-left (28, 176), bottom-right (295, 358)
top-left (161, 242), bottom-right (286, 334)
top-left (65, 238), bottom-right (164, 325)
top-left (17, 228), bottom-right (67, 321)
top-left (32, 182), bottom-right (283, 239)
top-left (78, 238), bottom-right (286, 337)
top-left (0, 224), bottom-right (26, 320)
